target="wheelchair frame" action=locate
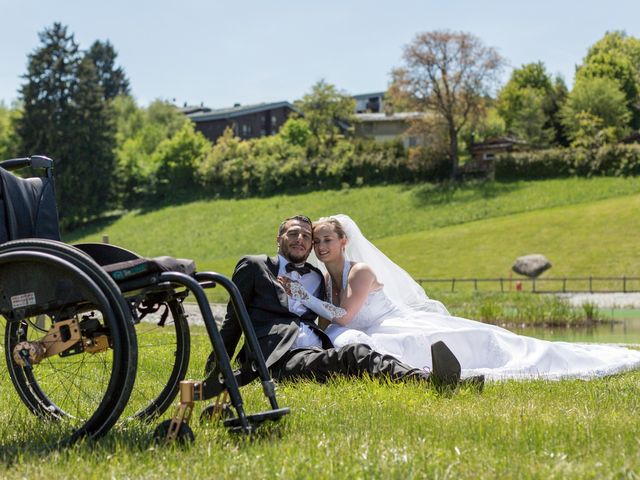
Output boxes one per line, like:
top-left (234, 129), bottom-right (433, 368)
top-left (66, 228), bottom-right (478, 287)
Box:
top-left (0, 156), bottom-right (289, 445)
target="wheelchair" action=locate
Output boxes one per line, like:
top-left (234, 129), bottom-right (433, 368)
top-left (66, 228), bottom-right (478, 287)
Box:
top-left (0, 156), bottom-right (289, 446)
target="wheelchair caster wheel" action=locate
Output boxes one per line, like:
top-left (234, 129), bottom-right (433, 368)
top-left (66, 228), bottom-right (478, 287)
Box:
top-left (153, 419), bottom-right (195, 445)
top-left (200, 403), bottom-right (234, 423)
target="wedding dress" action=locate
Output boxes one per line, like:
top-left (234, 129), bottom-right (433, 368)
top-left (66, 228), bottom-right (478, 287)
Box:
top-left (318, 215), bottom-right (640, 381)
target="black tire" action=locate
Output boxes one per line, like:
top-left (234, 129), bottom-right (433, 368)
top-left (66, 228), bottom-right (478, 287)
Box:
top-left (153, 419), bottom-right (195, 446)
top-left (1, 239), bottom-right (191, 421)
top-left (0, 249), bottom-right (137, 445)
top-left (200, 402), bottom-right (234, 423)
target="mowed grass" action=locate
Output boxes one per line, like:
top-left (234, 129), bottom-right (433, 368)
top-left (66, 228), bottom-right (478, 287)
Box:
top-left (67, 177), bottom-right (640, 275)
top-left (2, 178), bottom-right (640, 477)
top-left (66, 177), bottom-right (640, 301)
top-left (1, 342), bottom-right (640, 479)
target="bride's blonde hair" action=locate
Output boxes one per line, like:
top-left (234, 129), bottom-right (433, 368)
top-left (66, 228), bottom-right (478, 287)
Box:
top-left (313, 217), bottom-right (347, 239)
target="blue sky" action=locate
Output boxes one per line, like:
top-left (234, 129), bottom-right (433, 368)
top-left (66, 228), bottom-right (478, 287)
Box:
top-left (2, 0), bottom-right (639, 109)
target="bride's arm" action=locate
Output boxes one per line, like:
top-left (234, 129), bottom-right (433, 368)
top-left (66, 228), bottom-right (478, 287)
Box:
top-left (278, 276), bottom-right (347, 322)
top-left (277, 264), bottom-right (377, 326)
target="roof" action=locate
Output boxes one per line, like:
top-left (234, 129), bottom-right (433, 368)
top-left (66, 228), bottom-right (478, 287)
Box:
top-left (352, 91), bottom-right (386, 101)
top-left (355, 112), bottom-right (425, 122)
top-left (185, 101), bottom-right (298, 122)
top-left (178, 105), bottom-right (212, 115)
top-left (470, 136), bottom-right (526, 151)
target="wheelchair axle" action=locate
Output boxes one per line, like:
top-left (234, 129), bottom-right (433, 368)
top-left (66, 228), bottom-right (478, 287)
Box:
top-left (12, 317), bottom-right (83, 366)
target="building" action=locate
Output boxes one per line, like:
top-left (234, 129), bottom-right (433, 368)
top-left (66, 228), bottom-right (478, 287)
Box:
top-left (353, 112), bottom-right (426, 148)
top-left (464, 136), bottom-right (526, 175)
top-left (353, 92), bottom-right (385, 113)
top-left (183, 101), bottom-right (298, 144)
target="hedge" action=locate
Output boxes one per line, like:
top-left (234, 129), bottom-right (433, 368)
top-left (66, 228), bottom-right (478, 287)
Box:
top-left (494, 144), bottom-right (640, 180)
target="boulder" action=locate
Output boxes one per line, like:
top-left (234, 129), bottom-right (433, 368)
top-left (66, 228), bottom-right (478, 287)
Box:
top-left (512, 254), bottom-right (552, 278)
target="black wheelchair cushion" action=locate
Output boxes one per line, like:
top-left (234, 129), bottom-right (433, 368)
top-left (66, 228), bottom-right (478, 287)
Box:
top-left (0, 167), bottom-right (60, 241)
top-left (103, 256), bottom-right (196, 292)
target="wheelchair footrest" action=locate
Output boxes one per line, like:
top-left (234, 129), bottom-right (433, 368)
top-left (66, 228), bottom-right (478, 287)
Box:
top-left (223, 407), bottom-right (290, 431)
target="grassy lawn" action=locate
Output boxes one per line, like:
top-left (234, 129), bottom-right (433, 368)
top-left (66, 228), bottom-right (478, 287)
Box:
top-left (65, 177), bottom-right (640, 303)
top-left (1, 348), bottom-right (639, 478)
top-left (1, 177), bottom-right (639, 477)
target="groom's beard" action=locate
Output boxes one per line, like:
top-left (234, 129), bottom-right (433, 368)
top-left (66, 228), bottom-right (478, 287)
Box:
top-left (280, 246), bottom-right (311, 264)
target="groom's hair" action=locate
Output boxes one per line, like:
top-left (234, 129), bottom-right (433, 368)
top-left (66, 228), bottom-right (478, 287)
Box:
top-left (278, 215), bottom-right (312, 236)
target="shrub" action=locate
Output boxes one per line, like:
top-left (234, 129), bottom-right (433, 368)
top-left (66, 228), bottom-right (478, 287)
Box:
top-left (494, 144), bottom-right (640, 179)
top-left (152, 122), bottom-right (211, 191)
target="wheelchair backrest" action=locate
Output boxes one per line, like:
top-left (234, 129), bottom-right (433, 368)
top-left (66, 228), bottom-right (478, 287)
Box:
top-left (0, 161), bottom-right (61, 243)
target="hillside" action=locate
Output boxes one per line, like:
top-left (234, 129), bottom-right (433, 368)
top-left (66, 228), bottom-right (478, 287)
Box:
top-left (67, 177), bottom-right (640, 281)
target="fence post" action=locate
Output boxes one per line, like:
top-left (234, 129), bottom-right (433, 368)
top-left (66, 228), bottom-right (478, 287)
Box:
top-left (474, 279), bottom-right (478, 291)
top-left (500, 278), bottom-right (504, 293)
top-left (623, 276), bottom-right (627, 293)
top-left (589, 276), bottom-right (593, 293)
top-left (102, 234), bottom-right (110, 244)
top-left (532, 279), bottom-right (536, 293)
top-left (562, 278), bottom-right (566, 293)
top-left (451, 279), bottom-right (456, 293)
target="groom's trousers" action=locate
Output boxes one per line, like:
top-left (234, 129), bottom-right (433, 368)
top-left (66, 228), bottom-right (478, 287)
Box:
top-left (270, 343), bottom-right (430, 383)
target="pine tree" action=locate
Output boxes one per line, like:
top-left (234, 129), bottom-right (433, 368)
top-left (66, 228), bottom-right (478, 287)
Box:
top-left (17, 23), bottom-right (80, 163)
top-left (16, 23), bottom-right (118, 225)
top-left (62, 56), bottom-right (117, 220)
top-left (86, 40), bottom-right (130, 100)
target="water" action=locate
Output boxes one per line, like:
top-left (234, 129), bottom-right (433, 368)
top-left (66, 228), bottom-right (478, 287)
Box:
top-left (513, 310), bottom-right (640, 345)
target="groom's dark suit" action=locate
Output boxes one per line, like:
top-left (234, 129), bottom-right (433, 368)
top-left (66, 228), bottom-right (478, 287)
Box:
top-left (219, 254), bottom-right (432, 383)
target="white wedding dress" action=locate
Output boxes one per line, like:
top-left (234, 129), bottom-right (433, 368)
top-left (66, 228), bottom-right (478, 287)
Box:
top-left (320, 216), bottom-right (640, 382)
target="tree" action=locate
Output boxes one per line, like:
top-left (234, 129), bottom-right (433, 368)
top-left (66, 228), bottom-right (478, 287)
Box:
top-left (0, 102), bottom-right (21, 160)
top-left (85, 40), bottom-right (130, 100)
top-left (152, 122), bottom-right (211, 191)
top-left (17, 23), bottom-right (80, 161)
top-left (61, 55), bottom-right (117, 219)
top-left (279, 117), bottom-right (312, 147)
top-left (16, 23), bottom-right (119, 224)
top-left (113, 96), bottom-right (188, 201)
top-left (577, 31), bottom-right (640, 128)
top-left (295, 80), bottom-right (355, 150)
top-left (390, 30), bottom-right (504, 177)
top-left (560, 76), bottom-right (631, 147)
top-left (497, 62), bottom-right (567, 146)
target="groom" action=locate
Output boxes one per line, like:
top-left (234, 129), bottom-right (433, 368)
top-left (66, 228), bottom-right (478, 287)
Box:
top-left (217, 214), bottom-right (462, 387)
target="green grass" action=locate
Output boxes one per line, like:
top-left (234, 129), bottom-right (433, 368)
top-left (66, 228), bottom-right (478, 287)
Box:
top-left (65, 177), bottom-right (640, 304)
top-left (1, 350), bottom-right (640, 478)
top-left (436, 291), bottom-right (612, 326)
top-left (2, 177), bottom-right (637, 477)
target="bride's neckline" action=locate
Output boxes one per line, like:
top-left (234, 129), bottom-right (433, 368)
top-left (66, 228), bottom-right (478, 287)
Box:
top-left (328, 261), bottom-right (351, 304)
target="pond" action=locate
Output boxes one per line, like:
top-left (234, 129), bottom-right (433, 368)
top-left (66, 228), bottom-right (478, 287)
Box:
top-left (512, 308), bottom-right (640, 344)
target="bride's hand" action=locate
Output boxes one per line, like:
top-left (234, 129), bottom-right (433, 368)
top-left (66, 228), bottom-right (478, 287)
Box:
top-left (277, 276), bottom-right (309, 301)
top-left (277, 276), bottom-right (293, 295)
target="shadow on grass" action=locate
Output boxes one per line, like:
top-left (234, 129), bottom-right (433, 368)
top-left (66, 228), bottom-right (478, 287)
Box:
top-left (0, 414), bottom-right (289, 467)
top-left (410, 179), bottom-right (523, 207)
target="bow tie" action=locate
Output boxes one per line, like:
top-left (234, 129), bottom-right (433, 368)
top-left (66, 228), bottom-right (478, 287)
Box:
top-left (285, 263), bottom-right (311, 275)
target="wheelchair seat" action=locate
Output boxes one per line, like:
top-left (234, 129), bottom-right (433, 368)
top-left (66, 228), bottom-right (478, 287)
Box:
top-left (74, 242), bottom-right (196, 292)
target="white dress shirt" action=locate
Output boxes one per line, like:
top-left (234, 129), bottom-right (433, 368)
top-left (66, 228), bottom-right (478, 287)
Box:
top-left (277, 254), bottom-right (324, 349)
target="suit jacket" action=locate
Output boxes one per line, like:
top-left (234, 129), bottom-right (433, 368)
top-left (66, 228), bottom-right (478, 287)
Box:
top-left (219, 254), bottom-right (331, 369)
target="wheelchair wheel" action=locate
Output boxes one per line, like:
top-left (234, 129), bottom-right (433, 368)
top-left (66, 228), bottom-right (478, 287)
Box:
top-left (126, 297), bottom-right (190, 421)
top-left (0, 249), bottom-right (137, 445)
top-left (1, 240), bottom-right (191, 421)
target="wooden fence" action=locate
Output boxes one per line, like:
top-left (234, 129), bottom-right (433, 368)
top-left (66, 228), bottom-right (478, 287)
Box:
top-left (415, 276), bottom-right (640, 294)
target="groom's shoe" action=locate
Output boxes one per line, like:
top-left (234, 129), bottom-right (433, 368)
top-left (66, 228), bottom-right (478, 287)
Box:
top-left (430, 341), bottom-right (461, 390)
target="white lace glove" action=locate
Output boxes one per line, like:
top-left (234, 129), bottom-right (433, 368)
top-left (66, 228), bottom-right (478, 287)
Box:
top-left (287, 280), bottom-right (346, 321)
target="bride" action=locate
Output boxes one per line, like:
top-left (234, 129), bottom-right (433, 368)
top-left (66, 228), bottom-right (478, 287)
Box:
top-left (280, 214), bottom-right (640, 381)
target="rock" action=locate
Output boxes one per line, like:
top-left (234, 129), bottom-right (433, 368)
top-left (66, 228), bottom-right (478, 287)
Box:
top-left (512, 254), bottom-right (552, 278)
